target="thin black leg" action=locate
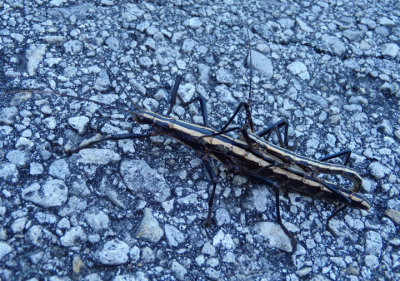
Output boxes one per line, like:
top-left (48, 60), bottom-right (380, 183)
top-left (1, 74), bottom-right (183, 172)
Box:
top-left (166, 75), bottom-right (182, 116)
top-left (166, 75), bottom-right (209, 126)
top-left (202, 159), bottom-right (218, 226)
top-left (309, 176), bottom-right (353, 235)
top-left (220, 102), bottom-right (254, 133)
top-left (326, 202), bottom-right (351, 236)
top-left (180, 96), bottom-right (208, 126)
top-left (250, 174), bottom-right (296, 247)
top-left (319, 150), bottom-right (352, 166)
top-left (69, 133), bottom-right (153, 153)
top-left (256, 119), bottom-right (293, 149)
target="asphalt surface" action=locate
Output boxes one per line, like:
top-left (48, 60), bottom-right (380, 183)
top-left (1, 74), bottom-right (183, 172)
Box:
top-left (1, 0), bottom-right (399, 280)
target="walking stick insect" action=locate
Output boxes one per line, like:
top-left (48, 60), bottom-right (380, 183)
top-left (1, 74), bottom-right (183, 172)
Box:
top-left (4, 28), bottom-right (370, 245)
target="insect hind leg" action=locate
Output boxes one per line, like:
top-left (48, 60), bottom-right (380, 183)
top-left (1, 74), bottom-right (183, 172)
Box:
top-left (250, 174), bottom-right (296, 248)
top-left (319, 149), bottom-right (352, 166)
top-left (201, 158), bottom-right (218, 227)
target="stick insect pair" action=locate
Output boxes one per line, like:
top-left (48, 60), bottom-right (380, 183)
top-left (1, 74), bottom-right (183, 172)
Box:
top-left (4, 28), bottom-right (370, 245)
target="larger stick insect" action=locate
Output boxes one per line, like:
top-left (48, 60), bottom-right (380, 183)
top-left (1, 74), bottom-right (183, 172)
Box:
top-left (4, 28), bottom-right (370, 245)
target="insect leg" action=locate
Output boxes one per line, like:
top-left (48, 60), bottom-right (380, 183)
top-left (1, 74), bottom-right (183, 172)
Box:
top-left (256, 119), bottom-right (293, 149)
top-left (326, 201), bottom-right (351, 236)
top-left (68, 133), bottom-right (153, 153)
top-left (319, 149), bottom-right (352, 166)
top-left (166, 75), bottom-right (183, 116)
top-left (202, 159), bottom-right (218, 226)
top-left (220, 102), bottom-right (254, 133)
top-left (312, 178), bottom-right (353, 235)
top-left (165, 75), bottom-right (209, 126)
top-left (249, 174), bottom-right (296, 247)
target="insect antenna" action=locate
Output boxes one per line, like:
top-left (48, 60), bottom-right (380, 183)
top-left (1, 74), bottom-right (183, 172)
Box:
top-left (245, 23), bottom-right (255, 133)
top-left (3, 89), bottom-right (133, 116)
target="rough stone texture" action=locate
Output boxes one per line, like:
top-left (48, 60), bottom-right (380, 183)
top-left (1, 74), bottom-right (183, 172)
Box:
top-left (1, 1), bottom-right (399, 280)
top-left (120, 159), bottom-right (170, 202)
top-left (95, 239), bottom-right (130, 265)
top-left (136, 208), bottom-right (164, 243)
top-left (22, 179), bottom-right (68, 207)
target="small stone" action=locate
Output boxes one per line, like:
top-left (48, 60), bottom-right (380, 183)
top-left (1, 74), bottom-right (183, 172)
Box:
top-left (368, 162), bottom-right (390, 180)
top-left (385, 209), bottom-right (400, 224)
top-left (63, 40), bottom-right (83, 54)
top-left (201, 241), bottom-right (216, 256)
top-left (287, 61), bottom-right (310, 80)
top-left (11, 217), bottom-right (27, 233)
top-left (136, 208), bottom-right (164, 243)
top-left (78, 149), bottom-right (121, 165)
top-left (72, 255), bottom-right (85, 273)
top-left (330, 257), bottom-right (346, 268)
top-left (84, 210), bottom-right (110, 230)
top-left (171, 260), bottom-right (187, 280)
top-left (139, 56), bottom-right (153, 68)
top-left (0, 162), bottom-right (18, 183)
top-left (0, 106), bottom-right (18, 125)
top-left (43, 117), bottom-right (56, 129)
top-left (95, 239), bottom-right (130, 265)
top-left (254, 222), bottom-right (293, 252)
top-left (322, 35), bottom-right (346, 56)
top-left (94, 71), bottom-right (111, 92)
top-left (212, 230), bottom-right (235, 249)
top-left (60, 226), bottom-right (87, 247)
top-left (0, 242), bottom-right (12, 260)
top-left (184, 17), bottom-right (203, 28)
top-left (216, 68), bottom-right (235, 85)
top-left (16, 137), bottom-right (34, 150)
top-left (120, 159), bottom-right (170, 202)
top-left (205, 268), bottom-right (220, 280)
top-left (382, 43), bottom-right (399, 58)
top-left (68, 116), bottom-right (90, 134)
top-left (296, 17), bottom-right (313, 32)
top-left (49, 159), bottom-right (70, 180)
top-left (365, 254), bottom-right (379, 268)
top-left (296, 267), bottom-right (312, 277)
top-left (378, 16), bottom-right (395, 26)
top-left (165, 224), bottom-right (185, 247)
top-left (44, 35), bottom-right (66, 44)
top-left (105, 36), bottom-right (119, 50)
top-left (26, 44), bottom-right (47, 76)
top-left (181, 38), bottom-right (197, 53)
top-left (343, 29), bottom-right (364, 42)
top-left (365, 231), bottom-right (382, 256)
top-left (215, 208), bottom-right (231, 226)
top-left (50, 0), bottom-right (67, 7)
top-left (195, 255), bottom-right (205, 266)
top-left (197, 63), bottom-right (210, 83)
top-left (248, 50), bottom-right (273, 79)
top-left (141, 246), bottom-right (154, 263)
top-left (129, 246), bottom-right (140, 263)
top-left (27, 225), bottom-right (57, 246)
top-left (6, 150), bottom-right (28, 167)
top-left (22, 179), bottom-right (68, 207)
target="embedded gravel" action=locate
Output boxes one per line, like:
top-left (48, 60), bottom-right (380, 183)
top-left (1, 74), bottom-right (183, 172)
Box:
top-left (1, 1), bottom-right (399, 280)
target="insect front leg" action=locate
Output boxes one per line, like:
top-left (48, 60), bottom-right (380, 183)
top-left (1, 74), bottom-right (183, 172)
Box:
top-left (166, 75), bottom-right (209, 126)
